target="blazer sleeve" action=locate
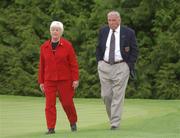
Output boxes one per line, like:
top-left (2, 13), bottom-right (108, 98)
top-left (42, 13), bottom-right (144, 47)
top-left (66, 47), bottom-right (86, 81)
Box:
top-left (128, 29), bottom-right (138, 79)
top-left (129, 30), bottom-right (138, 64)
top-left (38, 46), bottom-right (45, 84)
top-left (96, 29), bottom-right (102, 62)
top-left (126, 29), bottom-right (138, 70)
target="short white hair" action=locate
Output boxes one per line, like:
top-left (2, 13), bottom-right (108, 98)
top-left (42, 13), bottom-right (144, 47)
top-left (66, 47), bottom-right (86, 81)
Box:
top-left (50, 21), bottom-right (64, 36)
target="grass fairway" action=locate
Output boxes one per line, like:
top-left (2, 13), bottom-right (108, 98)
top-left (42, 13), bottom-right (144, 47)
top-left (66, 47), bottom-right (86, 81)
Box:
top-left (0, 95), bottom-right (180, 138)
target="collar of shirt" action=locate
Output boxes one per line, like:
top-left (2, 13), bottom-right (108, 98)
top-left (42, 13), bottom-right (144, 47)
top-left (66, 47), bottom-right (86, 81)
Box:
top-left (110, 25), bottom-right (120, 34)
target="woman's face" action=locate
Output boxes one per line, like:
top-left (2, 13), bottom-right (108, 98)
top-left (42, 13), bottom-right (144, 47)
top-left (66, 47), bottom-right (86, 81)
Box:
top-left (50, 27), bottom-right (61, 40)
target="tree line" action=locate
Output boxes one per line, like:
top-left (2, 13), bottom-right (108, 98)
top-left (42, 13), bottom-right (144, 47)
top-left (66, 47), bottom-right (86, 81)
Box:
top-left (0, 0), bottom-right (179, 99)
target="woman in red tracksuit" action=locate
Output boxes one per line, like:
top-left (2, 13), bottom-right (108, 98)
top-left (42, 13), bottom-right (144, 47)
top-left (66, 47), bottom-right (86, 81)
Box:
top-left (38, 21), bottom-right (79, 134)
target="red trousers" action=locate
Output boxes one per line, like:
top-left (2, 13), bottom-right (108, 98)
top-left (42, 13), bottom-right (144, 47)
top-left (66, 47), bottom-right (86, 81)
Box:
top-left (44, 80), bottom-right (77, 129)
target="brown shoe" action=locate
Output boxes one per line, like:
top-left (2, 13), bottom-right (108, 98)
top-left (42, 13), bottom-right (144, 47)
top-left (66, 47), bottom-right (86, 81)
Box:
top-left (45, 128), bottom-right (55, 134)
top-left (110, 126), bottom-right (118, 130)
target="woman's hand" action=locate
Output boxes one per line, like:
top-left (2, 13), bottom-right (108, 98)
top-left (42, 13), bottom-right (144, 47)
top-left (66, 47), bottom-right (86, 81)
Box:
top-left (40, 83), bottom-right (45, 93)
top-left (72, 81), bottom-right (79, 90)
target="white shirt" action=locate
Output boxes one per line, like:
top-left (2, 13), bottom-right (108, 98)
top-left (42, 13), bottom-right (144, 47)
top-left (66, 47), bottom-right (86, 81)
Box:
top-left (103, 25), bottom-right (123, 62)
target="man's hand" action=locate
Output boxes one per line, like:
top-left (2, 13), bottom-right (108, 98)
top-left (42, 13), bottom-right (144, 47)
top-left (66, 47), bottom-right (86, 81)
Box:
top-left (40, 83), bottom-right (45, 93)
top-left (72, 80), bottom-right (79, 90)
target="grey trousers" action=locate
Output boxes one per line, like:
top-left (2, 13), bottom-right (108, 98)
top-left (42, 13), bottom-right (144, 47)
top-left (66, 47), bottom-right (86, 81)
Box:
top-left (98, 61), bottom-right (129, 127)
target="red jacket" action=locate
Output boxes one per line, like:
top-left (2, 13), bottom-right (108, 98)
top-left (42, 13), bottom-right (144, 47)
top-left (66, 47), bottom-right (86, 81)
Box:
top-left (38, 38), bottom-right (79, 84)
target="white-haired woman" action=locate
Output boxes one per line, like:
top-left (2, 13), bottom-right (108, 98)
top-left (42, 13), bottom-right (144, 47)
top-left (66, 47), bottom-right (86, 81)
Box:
top-left (38, 21), bottom-right (79, 134)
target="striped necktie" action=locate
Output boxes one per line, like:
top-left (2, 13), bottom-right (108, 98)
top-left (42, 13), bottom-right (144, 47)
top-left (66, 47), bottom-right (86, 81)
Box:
top-left (109, 30), bottom-right (115, 65)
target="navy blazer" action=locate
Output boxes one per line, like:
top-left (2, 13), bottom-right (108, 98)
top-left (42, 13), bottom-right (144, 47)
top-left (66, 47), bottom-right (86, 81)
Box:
top-left (96, 26), bottom-right (138, 79)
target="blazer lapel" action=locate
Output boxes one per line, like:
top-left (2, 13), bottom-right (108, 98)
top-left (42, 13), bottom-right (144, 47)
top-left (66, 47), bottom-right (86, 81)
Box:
top-left (120, 26), bottom-right (126, 52)
top-left (102, 27), bottom-right (110, 51)
top-left (104, 27), bottom-right (110, 42)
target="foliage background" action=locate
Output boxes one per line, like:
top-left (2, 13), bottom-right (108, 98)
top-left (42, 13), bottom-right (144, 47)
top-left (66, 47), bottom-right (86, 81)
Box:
top-left (0, 0), bottom-right (179, 99)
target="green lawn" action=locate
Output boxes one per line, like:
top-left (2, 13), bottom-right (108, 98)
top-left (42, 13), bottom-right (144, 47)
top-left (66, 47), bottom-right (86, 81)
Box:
top-left (0, 95), bottom-right (180, 138)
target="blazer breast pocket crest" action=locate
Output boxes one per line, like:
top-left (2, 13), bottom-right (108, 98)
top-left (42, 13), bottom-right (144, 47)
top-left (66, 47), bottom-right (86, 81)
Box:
top-left (124, 46), bottom-right (130, 52)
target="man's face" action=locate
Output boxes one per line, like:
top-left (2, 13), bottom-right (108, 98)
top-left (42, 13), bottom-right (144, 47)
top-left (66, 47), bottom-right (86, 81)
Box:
top-left (50, 27), bottom-right (61, 39)
top-left (107, 14), bottom-right (121, 30)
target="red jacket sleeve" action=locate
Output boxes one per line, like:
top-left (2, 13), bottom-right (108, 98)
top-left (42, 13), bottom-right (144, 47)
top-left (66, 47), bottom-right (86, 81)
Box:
top-left (38, 46), bottom-right (45, 84)
top-left (68, 44), bottom-right (79, 81)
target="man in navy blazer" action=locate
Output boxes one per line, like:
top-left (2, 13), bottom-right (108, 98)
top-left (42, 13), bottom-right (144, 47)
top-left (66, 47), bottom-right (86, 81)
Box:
top-left (96, 11), bottom-right (138, 130)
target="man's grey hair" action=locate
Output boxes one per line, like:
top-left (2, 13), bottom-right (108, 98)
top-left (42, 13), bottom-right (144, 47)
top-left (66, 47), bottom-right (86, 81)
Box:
top-left (107, 11), bottom-right (120, 18)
